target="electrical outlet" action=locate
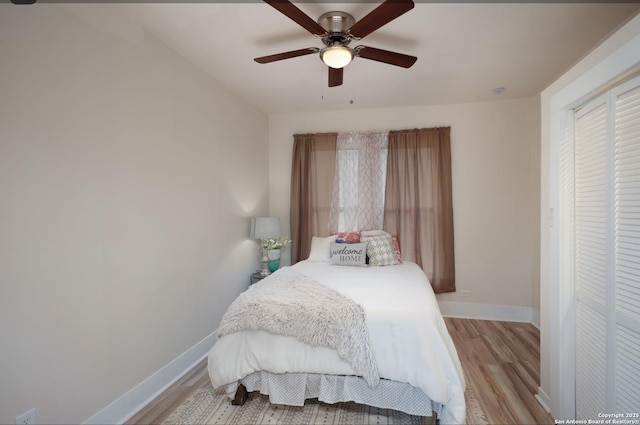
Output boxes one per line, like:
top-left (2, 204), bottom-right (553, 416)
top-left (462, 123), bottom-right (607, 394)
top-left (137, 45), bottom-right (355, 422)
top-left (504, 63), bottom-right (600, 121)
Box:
top-left (460, 290), bottom-right (471, 297)
top-left (15, 408), bottom-right (36, 425)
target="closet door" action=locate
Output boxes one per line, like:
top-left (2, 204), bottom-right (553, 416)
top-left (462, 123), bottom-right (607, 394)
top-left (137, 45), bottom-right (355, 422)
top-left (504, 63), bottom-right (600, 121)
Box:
top-left (612, 78), bottom-right (640, 413)
top-left (574, 94), bottom-right (610, 420)
top-left (573, 75), bottom-right (640, 419)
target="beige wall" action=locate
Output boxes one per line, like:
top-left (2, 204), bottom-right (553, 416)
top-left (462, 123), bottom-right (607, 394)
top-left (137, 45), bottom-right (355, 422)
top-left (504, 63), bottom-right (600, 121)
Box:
top-left (269, 98), bottom-right (540, 309)
top-left (0, 5), bottom-right (268, 424)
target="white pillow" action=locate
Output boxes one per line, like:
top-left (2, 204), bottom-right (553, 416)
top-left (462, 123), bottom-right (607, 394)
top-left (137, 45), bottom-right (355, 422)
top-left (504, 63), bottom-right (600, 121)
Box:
top-left (307, 235), bottom-right (338, 262)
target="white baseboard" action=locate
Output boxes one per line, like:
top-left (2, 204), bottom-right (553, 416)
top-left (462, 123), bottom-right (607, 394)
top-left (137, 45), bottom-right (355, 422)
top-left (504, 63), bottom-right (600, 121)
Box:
top-left (531, 308), bottom-right (541, 330)
top-left (84, 331), bottom-right (218, 425)
top-left (84, 302), bottom-right (540, 424)
top-left (535, 387), bottom-right (552, 414)
top-left (438, 301), bottom-right (538, 324)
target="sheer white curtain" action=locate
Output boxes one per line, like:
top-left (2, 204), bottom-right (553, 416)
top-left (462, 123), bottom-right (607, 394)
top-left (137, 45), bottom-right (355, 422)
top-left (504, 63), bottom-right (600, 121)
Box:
top-left (328, 131), bottom-right (388, 232)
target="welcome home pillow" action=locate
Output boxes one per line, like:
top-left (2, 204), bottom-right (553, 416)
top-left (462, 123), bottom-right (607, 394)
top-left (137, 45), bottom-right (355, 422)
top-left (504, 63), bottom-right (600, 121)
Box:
top-left (330, 242), bottom-right (368, 267)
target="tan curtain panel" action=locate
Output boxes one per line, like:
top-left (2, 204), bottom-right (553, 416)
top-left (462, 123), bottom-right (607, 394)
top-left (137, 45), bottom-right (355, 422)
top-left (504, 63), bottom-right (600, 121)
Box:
top-left (383, 127), bottom-right (455, 293)
top-left (290, 133), bottom-right (337, 263)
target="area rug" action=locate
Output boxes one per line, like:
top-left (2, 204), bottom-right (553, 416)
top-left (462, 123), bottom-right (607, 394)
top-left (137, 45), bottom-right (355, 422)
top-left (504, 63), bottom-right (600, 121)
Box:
top-left (162, 382), bottom-right (487, 425)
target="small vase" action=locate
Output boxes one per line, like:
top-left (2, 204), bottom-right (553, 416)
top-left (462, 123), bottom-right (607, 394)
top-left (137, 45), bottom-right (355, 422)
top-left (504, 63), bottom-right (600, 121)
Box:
top-left (267, 249), bottom-right (280, 273)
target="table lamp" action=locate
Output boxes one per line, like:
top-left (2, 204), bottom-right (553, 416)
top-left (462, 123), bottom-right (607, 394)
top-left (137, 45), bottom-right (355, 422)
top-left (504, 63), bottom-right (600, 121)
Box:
top-left (251, 217), bottom-right (281, 276)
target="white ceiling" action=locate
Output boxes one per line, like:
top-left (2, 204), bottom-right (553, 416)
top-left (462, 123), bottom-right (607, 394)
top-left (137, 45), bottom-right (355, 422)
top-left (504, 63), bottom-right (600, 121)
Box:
top-left (65, 2), bottom-right (639, 115)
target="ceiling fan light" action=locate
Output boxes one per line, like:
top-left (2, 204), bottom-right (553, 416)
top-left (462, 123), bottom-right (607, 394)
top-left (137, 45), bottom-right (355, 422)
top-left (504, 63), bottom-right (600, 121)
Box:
top-left (321, 46), bottom-right (353, 69)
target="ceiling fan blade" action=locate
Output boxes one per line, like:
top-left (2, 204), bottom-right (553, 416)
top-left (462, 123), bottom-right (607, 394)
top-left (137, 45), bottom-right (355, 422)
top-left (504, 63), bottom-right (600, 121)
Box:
top-left (254, 48), bottom-right (318, 64)
top-left (348, 0), bottom-right (414, 39)
top-left (264, 0), bottom-right (327, 36)
top-left (355, 46), bottom-right (417, 68)
top-left (328, 67), bottom-right (343, 87)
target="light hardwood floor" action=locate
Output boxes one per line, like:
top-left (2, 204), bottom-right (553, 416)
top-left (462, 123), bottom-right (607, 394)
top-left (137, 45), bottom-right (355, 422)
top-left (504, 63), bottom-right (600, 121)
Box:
top-left (445, 318), bottom-right (553, 425)
top-left (127, 318), bottom-right (554, 424)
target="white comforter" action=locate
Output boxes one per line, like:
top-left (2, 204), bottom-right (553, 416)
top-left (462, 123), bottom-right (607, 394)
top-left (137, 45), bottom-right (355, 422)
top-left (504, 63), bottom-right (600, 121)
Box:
top-left (208, 261), bottom-right (466, 424)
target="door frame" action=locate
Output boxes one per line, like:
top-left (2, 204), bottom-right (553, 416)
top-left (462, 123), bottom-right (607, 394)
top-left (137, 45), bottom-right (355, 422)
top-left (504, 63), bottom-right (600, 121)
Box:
top-left (547, 33), bottom-right (640, 420)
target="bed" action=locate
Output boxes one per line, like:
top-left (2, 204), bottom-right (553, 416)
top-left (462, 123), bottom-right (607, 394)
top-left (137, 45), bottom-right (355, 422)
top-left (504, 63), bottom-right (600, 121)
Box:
top-left (207, 243), bottom-right (466, 424)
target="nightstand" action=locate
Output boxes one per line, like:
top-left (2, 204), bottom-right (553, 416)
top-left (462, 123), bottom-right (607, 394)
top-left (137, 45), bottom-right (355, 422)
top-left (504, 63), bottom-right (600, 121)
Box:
top-left (250, 272), bottom-right (266, 285)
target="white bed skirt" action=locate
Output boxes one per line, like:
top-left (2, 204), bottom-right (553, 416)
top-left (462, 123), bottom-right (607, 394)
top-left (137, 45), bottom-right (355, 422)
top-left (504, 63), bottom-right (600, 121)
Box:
top-left (224, 371), bottom-right (443, 418)
top-left (209, 261), bottom-right (466, 423)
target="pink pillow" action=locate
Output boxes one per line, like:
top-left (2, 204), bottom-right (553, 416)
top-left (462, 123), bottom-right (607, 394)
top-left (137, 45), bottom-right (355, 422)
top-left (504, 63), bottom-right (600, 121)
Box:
top-left (330, 231), bottom-right (361, 243)
top-left (391, 235), bottom-right (403, 263)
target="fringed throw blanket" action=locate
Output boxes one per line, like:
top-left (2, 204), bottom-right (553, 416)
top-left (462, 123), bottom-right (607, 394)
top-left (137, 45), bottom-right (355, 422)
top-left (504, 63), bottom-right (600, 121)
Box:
top-left (218, 267), bottom-right (379, 387)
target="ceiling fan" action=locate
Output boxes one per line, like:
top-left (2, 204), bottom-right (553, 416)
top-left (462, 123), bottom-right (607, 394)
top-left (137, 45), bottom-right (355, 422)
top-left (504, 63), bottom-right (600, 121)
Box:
top-left (254, 0), bottom-right (418, 87)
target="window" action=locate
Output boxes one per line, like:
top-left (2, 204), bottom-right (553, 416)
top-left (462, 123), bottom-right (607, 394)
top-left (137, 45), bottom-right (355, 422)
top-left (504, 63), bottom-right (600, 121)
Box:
top-left (328, 132), bottom-right (388, 232)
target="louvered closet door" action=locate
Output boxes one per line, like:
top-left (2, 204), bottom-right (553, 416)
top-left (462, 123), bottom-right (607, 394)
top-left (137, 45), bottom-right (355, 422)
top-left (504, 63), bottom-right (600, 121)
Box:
top-left (573, 75), bottom-right (640, 419)
top-left (613, 77), bottom-right (640, 413)
top-left (574, 94), bottom-right (610, 420)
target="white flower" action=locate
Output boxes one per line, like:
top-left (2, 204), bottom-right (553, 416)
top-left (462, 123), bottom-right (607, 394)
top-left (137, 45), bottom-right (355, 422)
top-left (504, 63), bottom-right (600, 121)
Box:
top-left (262, 237), bottom-right (291, 250)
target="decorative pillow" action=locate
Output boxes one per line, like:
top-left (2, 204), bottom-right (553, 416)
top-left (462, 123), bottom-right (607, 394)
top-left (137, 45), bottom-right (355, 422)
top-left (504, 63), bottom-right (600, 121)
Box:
top-left (307, 235), bottom-right (338, 262)
top-left (329, 242), bottom-right (368, 267)
top-left (391, 235), bottom-right (403, 263)
top-left (334, 240), bottom-right (371, 264)
top-left (361, 231), bottom-right (402, 263)
top-left (361, 233), bottom-right (399, 266)
top-left (330, 231), bottom-right (361, 243)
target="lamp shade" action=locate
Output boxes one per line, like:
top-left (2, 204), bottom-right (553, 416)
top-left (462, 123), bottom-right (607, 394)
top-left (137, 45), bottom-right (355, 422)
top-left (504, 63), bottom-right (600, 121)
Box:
top-left (321, 46), bottom-right (353, 69)
top-left (251, 217), bottom-right (281, 239)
